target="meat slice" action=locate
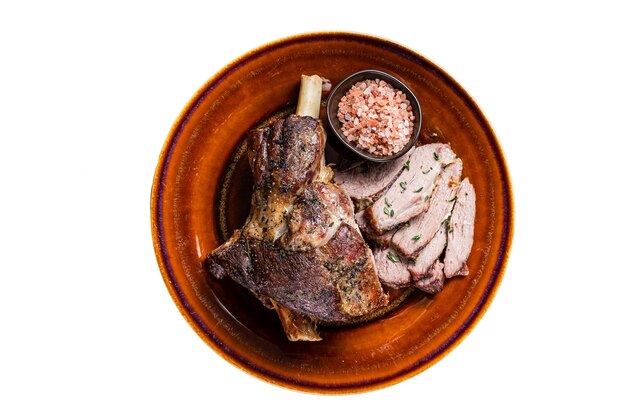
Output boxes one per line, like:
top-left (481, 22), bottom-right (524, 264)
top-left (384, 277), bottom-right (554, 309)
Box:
top-left (365, 143), bottom-right (457, 234)
top-left (333, 149), bottom-right (413, 211)
top-left (373, 245), bottom-right (444, 293)
top-left (373, 247), bottom-right (411, 288)
top-left (392, 160), bottom-right (462, 257)
top-left (444, 178), bottom-right (476, 278)
top-left (355, 210), bottom-right (397, 248)
top-left (407, 224), bottom-right (448, 279)
top-left (207, 110), bottom-right (388, 340)
top-left (413, 261), bottom-right (445, 294)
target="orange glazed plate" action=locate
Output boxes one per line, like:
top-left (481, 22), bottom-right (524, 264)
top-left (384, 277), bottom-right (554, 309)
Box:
top-left (151, 32), bottom-right (513, 394)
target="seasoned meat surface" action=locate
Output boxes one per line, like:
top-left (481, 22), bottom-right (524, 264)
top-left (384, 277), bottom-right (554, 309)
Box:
top-left (365, 144), bottom-right (457, 234)
top-left (373, 247), bottom-right (411, 288)
top-left (344, 143), bottom-right (476, 295)
top-left (246, 115), bottom-right (327, 242)
top-left (209, 223), bottom-right (386, 322)
top-left (333, 148), bottom-right (413, 211)
top-left (281, 181), bottom-right (356, 251)
top-left (413, 261), bottom-right (445, 294)
top-left (355, 210), bottom-right (398, 248)
top-left (207, 115), bottom-right (387, 337)
top-left (392, 160), bottom-right (462, 257)
top-left (407, 224), bottom-right (448, 279)
top-left (444, 178), bottom-right (476, 278)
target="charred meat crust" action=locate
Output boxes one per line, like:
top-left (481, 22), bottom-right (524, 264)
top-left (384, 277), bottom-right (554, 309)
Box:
top-left (245, 115), bottom-right (326, 242)
top-left (281, 182), bottom-right (355, 251)
top-left (207, 223), bottom-right (387, 323)
top-left (250, 115), bottom-right (322, 194)
top-left (208, 114), bottom-right (387, 331)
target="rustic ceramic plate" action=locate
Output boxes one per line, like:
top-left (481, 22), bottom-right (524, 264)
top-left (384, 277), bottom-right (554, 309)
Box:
top-left (151, 32), bottom-right (513, 394)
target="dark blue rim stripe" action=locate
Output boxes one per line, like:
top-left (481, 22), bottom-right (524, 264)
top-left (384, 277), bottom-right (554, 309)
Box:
top-left (153, 32), bottom-right (513, 392)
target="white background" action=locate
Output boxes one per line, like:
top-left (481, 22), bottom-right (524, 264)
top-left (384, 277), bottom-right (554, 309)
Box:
top-left (1, 1), bottom-right (625, 415)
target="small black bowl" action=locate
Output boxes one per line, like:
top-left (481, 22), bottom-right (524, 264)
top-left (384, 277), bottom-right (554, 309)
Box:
top-left (326, 70), bottom-right (422, 163)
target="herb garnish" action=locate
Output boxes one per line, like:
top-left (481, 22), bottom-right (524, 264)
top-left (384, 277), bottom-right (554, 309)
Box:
top-left (384, 197), bottom-right (392, 207)
top-left (386, 251), bottom-right (400, 263)
top-left (422, 167), bottom-right (433, 174)
top-left (412, 234), bottom-right (422, 241)
top-left (414, 186), bottom-right (423, 193)
top-left (441, 215), bottom-right (453, 233)
top-left (399, 181), bottom-right (407, 190)
top-left (403, 161), bottom-right (410, 170)
top-left (424, 195), bottom-right (429, 202)
top-left (383, 207), bottom-right (395, 217)
top-left (434, 152), bottom-right (440, 161)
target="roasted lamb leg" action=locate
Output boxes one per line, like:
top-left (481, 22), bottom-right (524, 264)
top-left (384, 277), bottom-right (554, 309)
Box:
top-left (206, 75), bottom-right (388, 341)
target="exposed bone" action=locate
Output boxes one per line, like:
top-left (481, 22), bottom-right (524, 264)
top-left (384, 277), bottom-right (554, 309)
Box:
top-left (296, 74), bottom-right (323, 118)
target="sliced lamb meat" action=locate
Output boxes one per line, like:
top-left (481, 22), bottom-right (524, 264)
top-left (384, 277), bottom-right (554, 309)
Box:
top-left (444, 178), bottom-right (476, 278)
top-left (413, 261), bottom-right (445, 294)
top-left (373, 247), bottom-right (411, 288)
top-left (407, 224), bottom-right (448, 279)
top-left (333, 148), bottom-right (413, 211)
top-left (364, 143), bottom-right (457, 234)
top-left (355, 210), bottom-right (398, 248)
top-left (374, 245), bottom-right (444, 293)
top-left (392, 160), bottom-right (463, 257)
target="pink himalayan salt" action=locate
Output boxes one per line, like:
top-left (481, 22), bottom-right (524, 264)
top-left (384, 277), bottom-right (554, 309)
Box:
top-left (337, 79), bottom-right (415, 156)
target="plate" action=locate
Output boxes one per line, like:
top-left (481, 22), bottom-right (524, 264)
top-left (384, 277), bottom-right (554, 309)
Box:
top-left (150, 32), bottom-right (513, 394)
